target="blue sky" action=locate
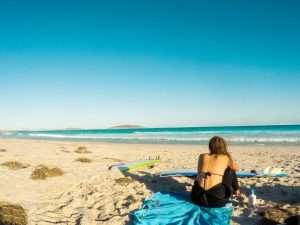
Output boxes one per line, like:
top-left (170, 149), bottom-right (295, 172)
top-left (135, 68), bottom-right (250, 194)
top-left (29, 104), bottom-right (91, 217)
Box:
top-left (0, 0), bottom-right (300, 130)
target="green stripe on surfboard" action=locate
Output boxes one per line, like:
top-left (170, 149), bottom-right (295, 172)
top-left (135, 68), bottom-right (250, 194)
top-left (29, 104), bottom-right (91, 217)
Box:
top-left (111, 159), bottom-right (161, 172)
top-left (124, 159), bottom-right (160, 172)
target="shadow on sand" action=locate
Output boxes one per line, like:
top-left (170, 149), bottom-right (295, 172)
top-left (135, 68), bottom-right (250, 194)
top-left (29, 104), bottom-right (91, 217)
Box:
top-left (232, 182), bottom-right (300, 225)
top-left (124, 170), bottom-right (192, 197)
top-left (238, 182), bottom-right (300, 205)
top-left (123, 171), bottom-right (193, 225)
top-left (121, 172), bottom-right (299, 225)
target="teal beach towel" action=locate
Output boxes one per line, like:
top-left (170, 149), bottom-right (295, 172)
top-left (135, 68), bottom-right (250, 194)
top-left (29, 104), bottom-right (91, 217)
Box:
top-left (132, 192), bottom-right (233, 225)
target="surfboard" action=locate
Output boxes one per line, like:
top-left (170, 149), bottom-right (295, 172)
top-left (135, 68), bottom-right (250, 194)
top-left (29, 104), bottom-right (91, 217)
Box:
top-left (110, 159), bottom-right (161, 172)
top-left (159, 169), bottom-right (288, 177)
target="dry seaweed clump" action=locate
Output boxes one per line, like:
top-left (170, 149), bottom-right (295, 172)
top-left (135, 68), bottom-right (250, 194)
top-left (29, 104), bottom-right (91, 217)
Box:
top-left (60, 149), bottom-right (71, 153)
top-left (1, 161), bottom-right (29, 170)
top-left (31, 164), bottom-right (64, 180)
top-left (74, 146), bottom-right (91, 154)
top-left (75, 157), bottom-right (92, 163)
top-left (0, 201), bottom-right (27, 225)
top-left (262, 206), bottom-right (294, 224)
top-left (0, 149), bottom-right (7, 152)
top-left (115, 177), bottom-right (134, 186)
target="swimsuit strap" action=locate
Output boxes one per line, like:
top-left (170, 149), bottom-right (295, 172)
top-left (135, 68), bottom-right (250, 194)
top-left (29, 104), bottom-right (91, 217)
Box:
top-left (198, 171), bottom-right (223, 178)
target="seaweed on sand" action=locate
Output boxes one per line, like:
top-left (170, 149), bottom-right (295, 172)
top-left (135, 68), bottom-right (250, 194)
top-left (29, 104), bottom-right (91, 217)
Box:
top-left (75, 157), bottom-right (92, 163)
top-left (1, 161), bottom-right (29, 170)
top-left (0, 201), bottom-right (27, 225)
top-left (115, 177), bottom-right (134, 186)
top-left (74, 146), bottom-right (91, 154)
top-left (31, 164), bottom-right (64, 180)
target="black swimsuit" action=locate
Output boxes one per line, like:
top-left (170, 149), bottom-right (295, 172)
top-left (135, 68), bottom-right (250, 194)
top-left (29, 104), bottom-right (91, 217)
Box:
top-left (191, 167), bottom-right (239, 208)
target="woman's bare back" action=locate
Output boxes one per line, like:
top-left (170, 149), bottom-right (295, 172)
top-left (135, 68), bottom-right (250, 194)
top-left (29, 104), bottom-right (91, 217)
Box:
top-left (196, 154), bottom-right (229, 190)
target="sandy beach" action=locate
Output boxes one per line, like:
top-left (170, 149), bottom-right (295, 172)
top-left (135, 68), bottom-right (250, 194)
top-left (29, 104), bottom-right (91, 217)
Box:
top-left (0, 138), bottom-right (299, 225)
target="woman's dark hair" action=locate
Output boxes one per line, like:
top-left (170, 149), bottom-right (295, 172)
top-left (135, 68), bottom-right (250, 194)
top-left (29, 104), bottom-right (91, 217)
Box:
top-left (208, 136), bottom-right (233, 166)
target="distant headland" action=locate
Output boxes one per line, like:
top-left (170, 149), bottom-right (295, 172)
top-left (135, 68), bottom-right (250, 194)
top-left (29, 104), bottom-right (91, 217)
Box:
top-left (64, 128), bottom-right (82, 130)
top-left (109, 125), bottom-right (144, 129)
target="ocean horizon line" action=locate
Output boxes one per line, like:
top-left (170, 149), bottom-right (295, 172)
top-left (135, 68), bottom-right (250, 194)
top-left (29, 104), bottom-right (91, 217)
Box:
top-left (2, 123), bottom-right (300, 132)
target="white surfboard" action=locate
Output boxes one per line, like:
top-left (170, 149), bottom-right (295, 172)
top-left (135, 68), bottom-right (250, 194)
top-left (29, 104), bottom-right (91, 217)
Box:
top-left (159, 169), bottom-right (288, 177)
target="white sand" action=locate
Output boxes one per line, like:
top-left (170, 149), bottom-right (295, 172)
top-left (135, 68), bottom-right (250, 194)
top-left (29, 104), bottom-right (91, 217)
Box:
top-left (0, 138), bottom-right (299, 224)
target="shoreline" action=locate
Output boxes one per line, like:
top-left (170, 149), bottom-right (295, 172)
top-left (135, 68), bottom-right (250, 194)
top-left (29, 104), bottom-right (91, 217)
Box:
top-left (1, 137), bottom-right (300, 147)
top-left (0, 138), bottom-right (299, 224)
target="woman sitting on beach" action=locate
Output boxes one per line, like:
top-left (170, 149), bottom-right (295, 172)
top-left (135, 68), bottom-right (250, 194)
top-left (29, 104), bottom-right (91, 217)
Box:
top-left (191, 136), bottom-right (240, 208)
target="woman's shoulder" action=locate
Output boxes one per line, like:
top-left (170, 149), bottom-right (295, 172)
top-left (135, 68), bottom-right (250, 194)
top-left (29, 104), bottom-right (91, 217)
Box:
top-left (198, 153), bottom-right (212, 160)
top-left (200, 153), bottom-right (228, 159)
top-left (215, 154), bottom-right (229, 159)
top-left (199, 153), bottom-right (229, 163)
top-left (202, 154), bottom-right (230, 165)
top-left (199, 153), bottom-right (228, 158)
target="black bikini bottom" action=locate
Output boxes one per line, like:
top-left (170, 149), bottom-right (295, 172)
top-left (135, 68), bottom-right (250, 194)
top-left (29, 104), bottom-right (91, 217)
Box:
top-left (191, 180), bottom-right (230, 208)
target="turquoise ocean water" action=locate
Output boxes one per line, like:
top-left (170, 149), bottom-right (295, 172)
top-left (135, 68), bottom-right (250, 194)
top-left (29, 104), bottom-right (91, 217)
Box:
top-left (1, 125), bottom-right (300, 146)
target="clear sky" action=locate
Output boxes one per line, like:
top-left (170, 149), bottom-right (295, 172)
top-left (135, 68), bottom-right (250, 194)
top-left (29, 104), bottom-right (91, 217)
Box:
top-left (0, 0), bottom-right (300, 130)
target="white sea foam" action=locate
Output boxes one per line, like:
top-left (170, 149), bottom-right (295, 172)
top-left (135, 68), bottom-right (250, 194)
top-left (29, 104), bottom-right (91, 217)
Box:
top-left (227, 137), bottom-right (299, 143)
top-left (27, 133), bottom-right (300, 143)
top-left (28, 134), bottom-right (102, 139)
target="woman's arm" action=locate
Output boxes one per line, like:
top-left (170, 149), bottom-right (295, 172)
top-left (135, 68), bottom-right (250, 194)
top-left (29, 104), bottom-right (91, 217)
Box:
top-left (232, 170), bottom-right (240, 195)
top-left (197, 154), bottom-right (204, 172)
top-left (231, 162), bottom-right (239, 171)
